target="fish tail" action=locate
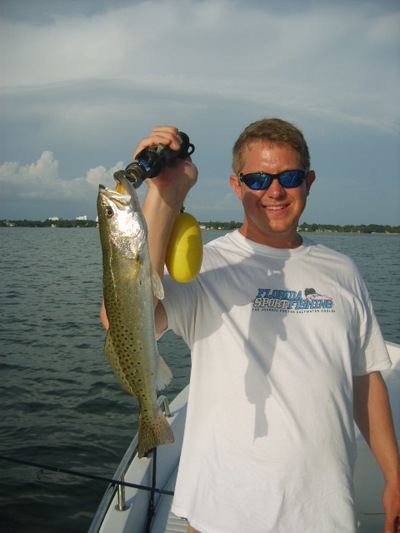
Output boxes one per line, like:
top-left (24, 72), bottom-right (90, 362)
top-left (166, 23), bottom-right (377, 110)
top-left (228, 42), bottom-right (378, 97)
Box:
top-left (138, 407), bottom-right (174, 458)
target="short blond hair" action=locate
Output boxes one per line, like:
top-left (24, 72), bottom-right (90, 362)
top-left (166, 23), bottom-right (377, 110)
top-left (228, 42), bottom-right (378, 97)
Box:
top-left (232, 118), bottom-right (310, 175)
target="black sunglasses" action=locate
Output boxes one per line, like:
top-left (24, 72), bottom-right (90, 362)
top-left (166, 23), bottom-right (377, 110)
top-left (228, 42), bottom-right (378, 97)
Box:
top-left (239, 170), bottom-right (308, 191)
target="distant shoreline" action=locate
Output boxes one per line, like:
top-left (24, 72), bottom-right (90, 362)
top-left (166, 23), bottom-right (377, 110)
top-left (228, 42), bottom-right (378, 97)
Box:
top-left (1, 219), bottom-right (399, 234)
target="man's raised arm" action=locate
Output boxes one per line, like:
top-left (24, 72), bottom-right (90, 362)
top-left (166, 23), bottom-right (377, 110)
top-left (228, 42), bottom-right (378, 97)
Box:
top-left (101, 125), bottom-right (198, 337)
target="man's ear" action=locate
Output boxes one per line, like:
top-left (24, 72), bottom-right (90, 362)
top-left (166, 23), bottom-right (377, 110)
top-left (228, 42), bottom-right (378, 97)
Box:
top-left (230, 174), bottom-right (242, 200)
top-left (305, 171), bottom-right (316, 195)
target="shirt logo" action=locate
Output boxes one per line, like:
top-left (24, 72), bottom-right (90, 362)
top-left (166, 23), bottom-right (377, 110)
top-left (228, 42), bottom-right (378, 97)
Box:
top-left (252, 288), bottom-right (335, 313)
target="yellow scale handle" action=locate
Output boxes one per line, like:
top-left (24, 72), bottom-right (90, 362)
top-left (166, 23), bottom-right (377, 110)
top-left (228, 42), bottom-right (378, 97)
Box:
top-left (165, 212), bottom-right (203, 283)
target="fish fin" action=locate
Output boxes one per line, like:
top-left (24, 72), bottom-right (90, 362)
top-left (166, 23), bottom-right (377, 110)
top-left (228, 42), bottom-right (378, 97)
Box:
top-left (104, 333), bottom-right (136, 396)
top-left (151, 265), bottom-right (164, 301)
top-left (138, 406), bottom-right (174, 458)
top-left (157, 354), bottom-right (173, 391)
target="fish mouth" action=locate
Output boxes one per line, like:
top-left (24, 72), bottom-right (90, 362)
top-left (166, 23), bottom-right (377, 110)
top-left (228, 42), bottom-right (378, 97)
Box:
top-left (98, 184), bottom-right (131, 207)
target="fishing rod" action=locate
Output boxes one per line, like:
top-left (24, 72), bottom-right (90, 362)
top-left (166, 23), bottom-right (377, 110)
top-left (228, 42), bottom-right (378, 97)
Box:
top-left (113, 131), bottom-right (195, 189)
top-left (0, 453), bottom-right (174, 497)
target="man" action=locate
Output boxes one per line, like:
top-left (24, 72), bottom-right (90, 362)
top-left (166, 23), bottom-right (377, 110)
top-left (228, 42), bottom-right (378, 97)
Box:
top-left (102, 119), bottom-right (400, 532)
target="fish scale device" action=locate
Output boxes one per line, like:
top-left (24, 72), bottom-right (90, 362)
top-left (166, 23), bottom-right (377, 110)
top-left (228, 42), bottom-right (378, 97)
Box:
top-left (113, 131), bottom-right (203, 283)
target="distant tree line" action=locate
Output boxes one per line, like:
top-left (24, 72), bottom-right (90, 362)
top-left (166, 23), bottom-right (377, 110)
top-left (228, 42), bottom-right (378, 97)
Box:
top-left (298, 222), bottom-right (400, 234)
top-left (0, 219), bottom-right (98, 228)
top-left (1, 219), bottom-right (399, 233)
top-left (200, 221), bottom-right (242, 230)
top-left (199, 221), bottom-right (399, 233)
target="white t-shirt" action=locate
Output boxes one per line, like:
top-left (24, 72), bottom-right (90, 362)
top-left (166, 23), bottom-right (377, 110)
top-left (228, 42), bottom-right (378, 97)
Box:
top-left (162, 231), bottom-right (391, 533)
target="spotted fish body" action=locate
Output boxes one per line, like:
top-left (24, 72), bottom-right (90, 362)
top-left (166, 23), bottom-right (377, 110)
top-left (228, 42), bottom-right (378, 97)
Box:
top-left (97, 177), bottom-right (174, 458)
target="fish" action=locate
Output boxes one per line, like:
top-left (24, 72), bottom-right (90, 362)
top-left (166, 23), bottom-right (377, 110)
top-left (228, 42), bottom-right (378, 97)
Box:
top-left (97, 176), bottom-right (174, 458)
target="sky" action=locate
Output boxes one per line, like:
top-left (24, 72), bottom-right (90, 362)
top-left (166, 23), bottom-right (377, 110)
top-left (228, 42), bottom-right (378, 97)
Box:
top-left (1, 0), bottom-right (399, 225)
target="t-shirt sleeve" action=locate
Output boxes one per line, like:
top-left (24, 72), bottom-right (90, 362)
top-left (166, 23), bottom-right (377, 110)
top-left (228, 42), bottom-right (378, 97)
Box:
top-left (351, 273), bottom-right (392, 376)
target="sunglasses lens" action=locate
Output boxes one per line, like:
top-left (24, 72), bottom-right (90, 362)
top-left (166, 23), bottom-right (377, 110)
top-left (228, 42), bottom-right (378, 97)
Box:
top-left (279, 170), bottom-right (306, 188)
top-left (241, 174), bottom-right (271, 190)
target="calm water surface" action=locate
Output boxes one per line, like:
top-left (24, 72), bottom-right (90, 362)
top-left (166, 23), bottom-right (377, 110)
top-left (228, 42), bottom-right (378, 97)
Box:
top-left (0, 228), bottom-right (399, 532)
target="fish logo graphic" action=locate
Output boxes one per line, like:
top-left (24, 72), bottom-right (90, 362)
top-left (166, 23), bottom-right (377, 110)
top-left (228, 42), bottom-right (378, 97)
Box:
top-left (304, 288), bottom-right (333, 301)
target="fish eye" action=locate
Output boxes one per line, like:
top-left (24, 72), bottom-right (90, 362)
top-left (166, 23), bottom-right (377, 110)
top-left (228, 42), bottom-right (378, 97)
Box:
top-left (105, 206), bottom-right (114, 219)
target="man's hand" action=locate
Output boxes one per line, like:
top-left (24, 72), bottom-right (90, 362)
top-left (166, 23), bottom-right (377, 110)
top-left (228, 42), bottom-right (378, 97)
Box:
top-left (383, 479), bottom-right (400, 533)
top-left (133, 125), bottom-right (198, 209)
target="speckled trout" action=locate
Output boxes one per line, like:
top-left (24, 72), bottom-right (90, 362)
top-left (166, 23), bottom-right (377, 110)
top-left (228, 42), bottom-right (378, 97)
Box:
top-left (97, 177), bottom-right (174, 458)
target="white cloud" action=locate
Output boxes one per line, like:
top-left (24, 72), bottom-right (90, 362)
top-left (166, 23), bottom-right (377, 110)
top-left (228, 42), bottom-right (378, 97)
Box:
top-left (0, 151), bottom-right (123, 202)
top-left (3, 1), bottom-right (399, 115)
top-left (0, 152), bottom-right (59, 197)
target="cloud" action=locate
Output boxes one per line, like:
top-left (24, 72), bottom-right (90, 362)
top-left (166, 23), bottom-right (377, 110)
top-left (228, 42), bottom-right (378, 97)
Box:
top-left (3, 0), bottom-right (399, 130)
top-left (3, 1), bottom-right (399, 125)
top-left (0, 152), bottom-right (60, 198)
top-left (0, 151), bottom-right (124, 217)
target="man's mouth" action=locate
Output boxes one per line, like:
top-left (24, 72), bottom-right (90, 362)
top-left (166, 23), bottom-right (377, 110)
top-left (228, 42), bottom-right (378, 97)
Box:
top-left (265, 205), bottom-right (287, 211)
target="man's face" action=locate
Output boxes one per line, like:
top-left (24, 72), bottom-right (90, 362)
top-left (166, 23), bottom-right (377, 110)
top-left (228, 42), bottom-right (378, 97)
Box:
top-left (230, 141), bottom-right (315, 248)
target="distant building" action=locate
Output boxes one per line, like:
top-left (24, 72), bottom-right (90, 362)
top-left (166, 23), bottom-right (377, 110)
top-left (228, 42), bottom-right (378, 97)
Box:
top-left (48, 216), bottom-right (59, 221)
top-left (76, 216), bottom-right (88, 221)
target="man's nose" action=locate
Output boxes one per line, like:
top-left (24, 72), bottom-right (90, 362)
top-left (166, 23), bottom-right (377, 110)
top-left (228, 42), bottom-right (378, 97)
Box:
top-left (264, 177), bottom-right (285, 198)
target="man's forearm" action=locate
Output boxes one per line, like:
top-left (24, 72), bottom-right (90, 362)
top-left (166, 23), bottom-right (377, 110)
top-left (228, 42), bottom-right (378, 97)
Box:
top-left (142, 184), bottom-right (183, 281)
top-left (353, 372), bottom-right (400, 532)
top-left (353, 372), bottom-right (399, 482)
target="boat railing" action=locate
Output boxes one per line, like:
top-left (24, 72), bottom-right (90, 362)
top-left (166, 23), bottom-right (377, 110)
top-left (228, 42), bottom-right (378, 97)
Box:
top-left (88, 395), bottom-right (171, 532)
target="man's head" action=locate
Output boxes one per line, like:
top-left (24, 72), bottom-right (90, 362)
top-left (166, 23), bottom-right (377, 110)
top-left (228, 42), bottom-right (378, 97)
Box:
top-left (230, 118), bottom-right (315, 248)
top-left (232, 118), bottom-right (310, 175)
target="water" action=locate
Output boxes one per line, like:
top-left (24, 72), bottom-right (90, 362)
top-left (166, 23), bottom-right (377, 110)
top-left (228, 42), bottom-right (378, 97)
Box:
top-left (0, 228), bottom-right (399, 532)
